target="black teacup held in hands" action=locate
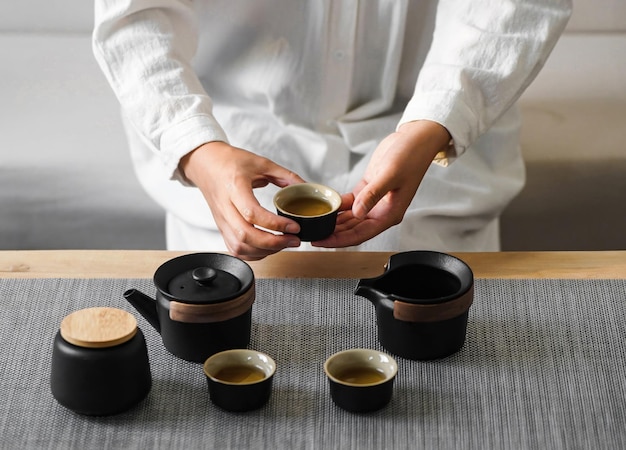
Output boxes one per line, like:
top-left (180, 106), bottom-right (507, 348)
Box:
top-left (355, 251), bottom-right (474, 360)
top-left (124, 253), bottom-right (256, 363)
top-left (50, 307), bottom-right (152, 416)
top-left (273, 182), bottom-right (341, 241)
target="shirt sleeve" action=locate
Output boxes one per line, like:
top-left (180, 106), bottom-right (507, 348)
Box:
top-left (397, 0), bottom-right (572, 165)
top-left (92, 0), bottom-right (227, 183)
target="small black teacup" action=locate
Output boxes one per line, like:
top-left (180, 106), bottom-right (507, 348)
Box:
top-left (203, 349), bottom-right (276, 412)
top-left (274, 182), bottom-right (341, 241)
top-left (324, 348), bottom-right (398, 413)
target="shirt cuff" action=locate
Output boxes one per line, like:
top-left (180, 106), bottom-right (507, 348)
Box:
top-left (397, 91), bottom-right (478, 166)
top-left (159, 114), bottom-right (229, 185)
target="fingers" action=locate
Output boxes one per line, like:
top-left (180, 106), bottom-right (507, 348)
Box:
top-left (313, 190), bottom-right (405, 248)
top-left (235, 188), bottom-right (300, 234)
top-left (255, 156), bottom-right (306, 188)
top-left (220, 163), bottom-right (308, 259)
top-left (312, 211), bottom-right (384, 248)
top-left (268, 170), bottom-right (307, 188)
top-left (338, 192), bottom-right (355, 212)
top-left (221, 223), bottom-right (301, 261)
top-left (216, 188), bottom-right (302, 260)
top-left (185, 143), bottom-right (309, 259)
top-left (352, 179), bottom-right (391, 220)
top-left (215, 197), bottom-right (300, 260)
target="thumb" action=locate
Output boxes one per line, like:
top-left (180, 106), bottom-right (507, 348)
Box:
top-left (352, 181), bottom-right (388, 219)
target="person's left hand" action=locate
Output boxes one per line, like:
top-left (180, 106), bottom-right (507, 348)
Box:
top-left (313, 120), bottom-right (451, 248)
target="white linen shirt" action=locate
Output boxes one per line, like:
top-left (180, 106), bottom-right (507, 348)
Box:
top-left (93, 0), bottom-right (571, 252)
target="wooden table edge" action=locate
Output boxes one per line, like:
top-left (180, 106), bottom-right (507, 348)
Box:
top-left (0, 250), bottom-right (625, 279)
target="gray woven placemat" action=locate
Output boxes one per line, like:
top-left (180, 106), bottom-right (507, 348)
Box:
top-left (1, 277), bottom-right (625, 449)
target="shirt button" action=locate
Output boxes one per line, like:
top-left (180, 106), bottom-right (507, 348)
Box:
top-left (333, 50), bottom-right (346, 60)
top-left (323, 119), bottom-right (338, 133)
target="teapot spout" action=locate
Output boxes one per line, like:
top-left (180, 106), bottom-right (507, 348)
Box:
top-left (123, 288), bottom-right (161, 333)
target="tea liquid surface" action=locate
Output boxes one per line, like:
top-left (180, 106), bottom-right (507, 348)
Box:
top-left (214, 365), bottom-right (266, 383)
top-left (335, 366), bottom-right (386, 385)
top-left (282, 197), bottom-right (332, 216)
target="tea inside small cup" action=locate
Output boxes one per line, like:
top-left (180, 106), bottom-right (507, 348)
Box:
top-left (324, 348), bottom-right (397, 413)
top-left (203, 349), bottom-right (276, 412)
top-left (274, 182), bottom-right (341, 241)
top-left (212, 364), bottom-right (267, 384)
top-left (280, 196), bottom-right (334, 216)
top-left (331, 365), bottom-right (388, 385)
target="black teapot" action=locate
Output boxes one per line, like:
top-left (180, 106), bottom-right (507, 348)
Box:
top-left (124, 253), bottom-right (255, 363)
top-left (355, 251), bottom-right (474, 360)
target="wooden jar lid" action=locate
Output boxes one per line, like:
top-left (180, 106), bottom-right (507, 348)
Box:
top-left (60, 307), bottom-right (137, 348)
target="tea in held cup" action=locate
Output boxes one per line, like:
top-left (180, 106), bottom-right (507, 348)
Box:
top-left (324, 348), bottom-right (398, 413)
top-left (203, 349), bottom-right (276, 412)
top-left (273, 182), bottom-right (341, 241)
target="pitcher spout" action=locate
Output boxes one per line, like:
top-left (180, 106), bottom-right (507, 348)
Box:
top-left (123, 288), bottom-right (161, 333)
top-left (354, 278), bottom-right (384, 306)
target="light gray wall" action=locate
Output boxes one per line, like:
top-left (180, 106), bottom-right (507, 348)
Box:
top-left (0, 1), bottom-right (92, 33)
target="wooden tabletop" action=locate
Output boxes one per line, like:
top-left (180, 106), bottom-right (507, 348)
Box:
top-left (0, 250), bottom-right (625, 279)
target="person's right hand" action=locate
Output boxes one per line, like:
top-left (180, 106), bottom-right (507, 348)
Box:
top-left (179, 141), bottom-right (306, 260)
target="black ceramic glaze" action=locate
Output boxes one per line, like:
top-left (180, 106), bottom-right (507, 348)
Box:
top-left (50, 328), bottom-right (151, 416)
top-left (124, 253), bottom-right (255, 363)
top-left (155, 305), bottom-right (251, 362)
top-left (206, 375), bottom-right (274, 412)
top-left (373, 306), bottom-right (469, 360)
top-left (355, 251), bottom-right (474, 360)
top-left (328, 377), bottom-right (395, 413)
top-left (276, 208), bottom-right (339, 241)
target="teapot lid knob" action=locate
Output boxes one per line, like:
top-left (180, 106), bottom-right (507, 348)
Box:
top-left (192, 267), bottom-right (218, 286)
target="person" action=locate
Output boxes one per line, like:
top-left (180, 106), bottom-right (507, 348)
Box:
top-left (93, 0), bottom-right (572, 261)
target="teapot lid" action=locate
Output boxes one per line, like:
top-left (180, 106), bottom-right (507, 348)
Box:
top-left (154, 253), bottom-right (255, 304)
top-left (166, 266), bottom-right (242, 303)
